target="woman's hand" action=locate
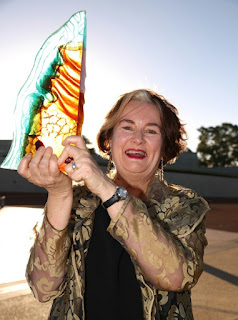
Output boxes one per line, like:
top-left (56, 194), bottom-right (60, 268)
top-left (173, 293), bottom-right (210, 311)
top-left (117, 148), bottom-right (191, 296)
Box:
top-left (17, 146), bottom-right (72, 197)
top-left (58, 136), bottom-right (115, 199)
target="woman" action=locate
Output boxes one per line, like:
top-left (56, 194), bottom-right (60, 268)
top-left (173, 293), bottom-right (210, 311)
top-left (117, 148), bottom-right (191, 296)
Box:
top-left (18, 89), bottom-right (209, 320)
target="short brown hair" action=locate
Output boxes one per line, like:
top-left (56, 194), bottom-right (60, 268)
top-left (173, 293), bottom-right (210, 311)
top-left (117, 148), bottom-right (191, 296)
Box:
top-left (97, 89), bottom-right (187, 165)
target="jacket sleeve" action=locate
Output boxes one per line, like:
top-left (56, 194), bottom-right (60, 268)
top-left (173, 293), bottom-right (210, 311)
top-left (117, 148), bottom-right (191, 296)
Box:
top-left (25, 212), bottom-right (71, 302)
top-left (107, 189), bottom-right (209, 292)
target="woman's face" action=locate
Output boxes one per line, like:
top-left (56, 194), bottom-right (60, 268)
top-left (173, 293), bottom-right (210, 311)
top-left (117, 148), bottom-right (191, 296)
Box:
top-left (110, 100), bottom-right (163, 185)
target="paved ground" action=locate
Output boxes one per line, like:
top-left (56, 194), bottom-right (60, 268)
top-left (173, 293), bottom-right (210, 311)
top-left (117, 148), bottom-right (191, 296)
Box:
top-left (192, 228), bottom-right (238, 320)
top-left (0, 200), bottom-right (237, 320)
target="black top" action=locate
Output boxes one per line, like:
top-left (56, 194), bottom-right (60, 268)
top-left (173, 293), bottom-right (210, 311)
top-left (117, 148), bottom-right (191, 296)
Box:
top-left (85, 204), bottom-right (144, 320)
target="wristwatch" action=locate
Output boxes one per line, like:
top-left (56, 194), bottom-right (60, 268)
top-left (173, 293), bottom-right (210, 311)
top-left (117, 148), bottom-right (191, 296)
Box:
top-left (102, 186), bottom-right (128, 209)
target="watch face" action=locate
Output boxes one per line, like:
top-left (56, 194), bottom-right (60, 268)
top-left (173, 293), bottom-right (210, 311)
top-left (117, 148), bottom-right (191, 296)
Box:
top-left (102, 186), bottom-right (128, 209)
top-left (117, 187), bottom-right (128, 199)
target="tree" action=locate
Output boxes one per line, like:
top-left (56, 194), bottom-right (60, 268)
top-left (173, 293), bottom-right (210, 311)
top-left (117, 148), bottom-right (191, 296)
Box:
top-left (197, 123), bottom-right (238, 167)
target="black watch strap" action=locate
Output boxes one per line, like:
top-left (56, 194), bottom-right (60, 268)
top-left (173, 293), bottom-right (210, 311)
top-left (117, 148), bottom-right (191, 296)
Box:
top-left (102, 187), bottom-right (128, 209)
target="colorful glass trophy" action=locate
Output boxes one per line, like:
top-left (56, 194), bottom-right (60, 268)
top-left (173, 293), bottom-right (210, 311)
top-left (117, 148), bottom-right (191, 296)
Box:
top-left (1, 11), bottom-right (86, 172)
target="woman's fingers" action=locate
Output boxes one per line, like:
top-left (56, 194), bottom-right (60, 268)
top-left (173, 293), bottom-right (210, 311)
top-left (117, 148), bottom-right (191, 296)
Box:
top-left (18, 137), bottom-right (87, 181)
top-left (17, 147), bottom-right (73, 197)
top-left (62, 135), bottom-right (87, 150)
top-left (58, 135), bottom-right (111, 196)
top-left (17, 154), bottom-right (32, 179)
top-left (37, 147), bottom-right (53, 175)
top-left (58, 141), bottom-right (89, 166)
top-left (49, 154), bottom-right (61, 176)
top-left (18, 147), bottom-right (59, 183)
top-left (28, 146), bottom-right (47, 170)
top-left (58, 135), bottom-right (107, 193)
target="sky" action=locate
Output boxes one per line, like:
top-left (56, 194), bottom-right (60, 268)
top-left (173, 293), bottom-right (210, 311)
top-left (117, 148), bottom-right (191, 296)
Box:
top-left (0, 0), bottom-right (237, 152)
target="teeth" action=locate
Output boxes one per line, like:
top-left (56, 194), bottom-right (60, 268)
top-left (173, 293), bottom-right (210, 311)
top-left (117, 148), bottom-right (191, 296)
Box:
top-left (126, 150), bottom-right (146, 156)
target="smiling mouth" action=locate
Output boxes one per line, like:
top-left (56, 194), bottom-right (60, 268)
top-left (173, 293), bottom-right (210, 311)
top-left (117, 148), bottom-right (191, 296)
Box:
top-left (125, 149), bottom-right (147, 158)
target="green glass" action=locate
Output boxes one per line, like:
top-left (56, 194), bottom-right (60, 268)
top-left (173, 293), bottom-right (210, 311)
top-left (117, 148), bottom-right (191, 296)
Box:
top-left (1, 11), bottom-right (86, 171)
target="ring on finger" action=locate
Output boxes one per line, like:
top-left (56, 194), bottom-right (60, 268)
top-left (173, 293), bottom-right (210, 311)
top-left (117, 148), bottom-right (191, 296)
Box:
top-left (71, 161), bottom-right (77, 170)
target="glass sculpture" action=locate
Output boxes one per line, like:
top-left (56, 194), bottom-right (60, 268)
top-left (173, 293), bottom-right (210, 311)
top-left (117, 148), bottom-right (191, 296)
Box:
top-left (1, 11), bottom-right (86, 172)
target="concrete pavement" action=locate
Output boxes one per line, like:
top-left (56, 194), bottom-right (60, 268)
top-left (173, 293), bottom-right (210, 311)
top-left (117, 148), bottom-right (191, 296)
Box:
top-left (192, 229), bottom-right (238, 320)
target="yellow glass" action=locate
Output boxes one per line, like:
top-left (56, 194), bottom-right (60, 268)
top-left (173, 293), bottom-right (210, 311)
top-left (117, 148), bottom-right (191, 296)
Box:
top-left (1, 11), bottom-right (86, 172)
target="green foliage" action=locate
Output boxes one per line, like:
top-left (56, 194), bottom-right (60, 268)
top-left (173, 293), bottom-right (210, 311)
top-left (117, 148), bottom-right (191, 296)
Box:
top-left (197, 123), bottom-right (238, 167)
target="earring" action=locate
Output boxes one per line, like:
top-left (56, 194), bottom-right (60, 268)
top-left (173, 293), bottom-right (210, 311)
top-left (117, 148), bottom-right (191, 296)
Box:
top-left (159, 159), bottom-right (164, 181)
top-left (107, 152), bottom-right (112, 174)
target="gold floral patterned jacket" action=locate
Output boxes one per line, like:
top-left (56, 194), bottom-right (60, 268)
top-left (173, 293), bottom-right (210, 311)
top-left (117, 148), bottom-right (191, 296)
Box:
top-left (26, 178), bottom-right (209, 320)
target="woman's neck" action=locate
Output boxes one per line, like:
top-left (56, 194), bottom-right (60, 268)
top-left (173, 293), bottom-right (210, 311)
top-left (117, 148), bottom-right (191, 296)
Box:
top-left (114, 174), bottom-right (152, 200)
